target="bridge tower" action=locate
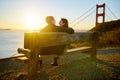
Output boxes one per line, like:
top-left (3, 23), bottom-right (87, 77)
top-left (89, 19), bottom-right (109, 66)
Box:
top-left (96, 3), bottom-right (105, 27)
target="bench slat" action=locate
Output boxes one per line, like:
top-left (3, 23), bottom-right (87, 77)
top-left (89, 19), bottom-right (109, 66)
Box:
top-left (67, 47), bottom-right (92, 53)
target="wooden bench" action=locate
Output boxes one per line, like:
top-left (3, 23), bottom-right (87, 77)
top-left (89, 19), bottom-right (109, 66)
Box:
top-left (17, 32), bottom-right (99, 77)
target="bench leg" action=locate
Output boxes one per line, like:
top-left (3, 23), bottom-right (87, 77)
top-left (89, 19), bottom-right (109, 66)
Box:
top-left (90, 48), bottom-right (97, 58)
top-left (28, 50), bottom-right (39, 77)
top-left (91, 32), bottom-right (98, 58)
top-left (39, 60), bottom-right (43, 66)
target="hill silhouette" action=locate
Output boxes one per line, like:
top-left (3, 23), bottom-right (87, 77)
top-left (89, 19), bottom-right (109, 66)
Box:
top-left (90, 19), bottom-right (120, 46)
top-left (90, 19), bottom-right (120, 32)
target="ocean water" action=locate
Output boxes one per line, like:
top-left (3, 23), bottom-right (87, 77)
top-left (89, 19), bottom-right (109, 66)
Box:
top-left (0, 30), bottom-right (24, 59)
top-left (0, 30), bottom-right (88, 59)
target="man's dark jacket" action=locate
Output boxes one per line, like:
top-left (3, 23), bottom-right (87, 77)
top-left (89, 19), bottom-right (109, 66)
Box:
top-left (40, 24), bottom-right (74, 55)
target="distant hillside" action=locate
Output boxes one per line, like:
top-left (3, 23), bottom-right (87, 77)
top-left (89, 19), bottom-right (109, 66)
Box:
top-left (90, 19), bottom-right (120, 46)
top-left (90, 19), bottom-right (120, 32)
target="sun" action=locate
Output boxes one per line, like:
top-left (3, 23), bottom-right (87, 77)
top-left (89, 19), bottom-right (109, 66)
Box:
top-left (24, 13), bottom-right (39, 31)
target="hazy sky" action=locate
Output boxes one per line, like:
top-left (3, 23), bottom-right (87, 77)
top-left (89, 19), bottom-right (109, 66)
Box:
top-left (0, 0), bottom-right (120, 30)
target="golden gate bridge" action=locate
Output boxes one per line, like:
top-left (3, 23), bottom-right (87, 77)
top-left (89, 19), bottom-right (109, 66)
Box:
top-left (70, 3), bottom-right (118, 30)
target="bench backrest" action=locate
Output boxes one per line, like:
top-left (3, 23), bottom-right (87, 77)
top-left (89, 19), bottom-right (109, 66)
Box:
top-left (24, 32), bottom-right (98, 52)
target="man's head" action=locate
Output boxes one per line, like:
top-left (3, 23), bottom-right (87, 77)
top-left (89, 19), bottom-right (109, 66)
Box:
top-left (46, 16), bottom-right (55, 25)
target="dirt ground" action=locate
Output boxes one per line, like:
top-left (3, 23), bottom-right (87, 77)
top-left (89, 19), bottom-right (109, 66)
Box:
top-left (0, 48), bottom-right (120, 80)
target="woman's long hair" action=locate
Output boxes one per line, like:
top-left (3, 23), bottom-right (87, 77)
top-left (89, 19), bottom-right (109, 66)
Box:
top-left (61, 18), bottom-right (69, 28)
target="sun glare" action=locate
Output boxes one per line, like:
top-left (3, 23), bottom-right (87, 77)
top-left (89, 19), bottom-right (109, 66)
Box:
top-left (24, 13), bottom-right (39, 31)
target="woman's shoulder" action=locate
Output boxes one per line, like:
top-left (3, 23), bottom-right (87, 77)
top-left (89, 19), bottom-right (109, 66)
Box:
top-left (68, 27), bottom-right (74, 34)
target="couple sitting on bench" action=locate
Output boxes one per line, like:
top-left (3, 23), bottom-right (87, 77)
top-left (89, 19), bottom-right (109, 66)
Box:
top-left (40, 16), bottom-right (74, 66)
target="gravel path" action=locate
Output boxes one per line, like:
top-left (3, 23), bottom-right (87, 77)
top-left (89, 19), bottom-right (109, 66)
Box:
top-left (0, 48), bottom-right (120, 80)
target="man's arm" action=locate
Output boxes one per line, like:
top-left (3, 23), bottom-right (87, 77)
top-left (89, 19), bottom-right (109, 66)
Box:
top-left (58, 27), bottom-right (74, 34)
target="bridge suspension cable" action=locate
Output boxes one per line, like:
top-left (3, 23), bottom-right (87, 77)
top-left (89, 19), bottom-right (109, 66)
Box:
top-left (70, 5), bottom-right (95, 25)
top-left (106, 4), bottom-right (118, 20)
top-left (71, 8), bottom-right (95, 28)
top-left (106, 13), bottom-right (112, 21)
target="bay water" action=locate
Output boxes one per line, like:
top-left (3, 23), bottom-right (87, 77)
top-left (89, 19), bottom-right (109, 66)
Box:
top-left (0, 30), bottom-right (24, 59)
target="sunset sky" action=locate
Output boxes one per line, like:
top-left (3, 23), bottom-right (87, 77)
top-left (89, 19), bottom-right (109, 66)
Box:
top-left (0, 0), bottom-right (120, 30)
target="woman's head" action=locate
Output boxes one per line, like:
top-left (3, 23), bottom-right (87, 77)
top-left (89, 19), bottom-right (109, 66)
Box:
top-left (59, 18), bottom-right (68, 28)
